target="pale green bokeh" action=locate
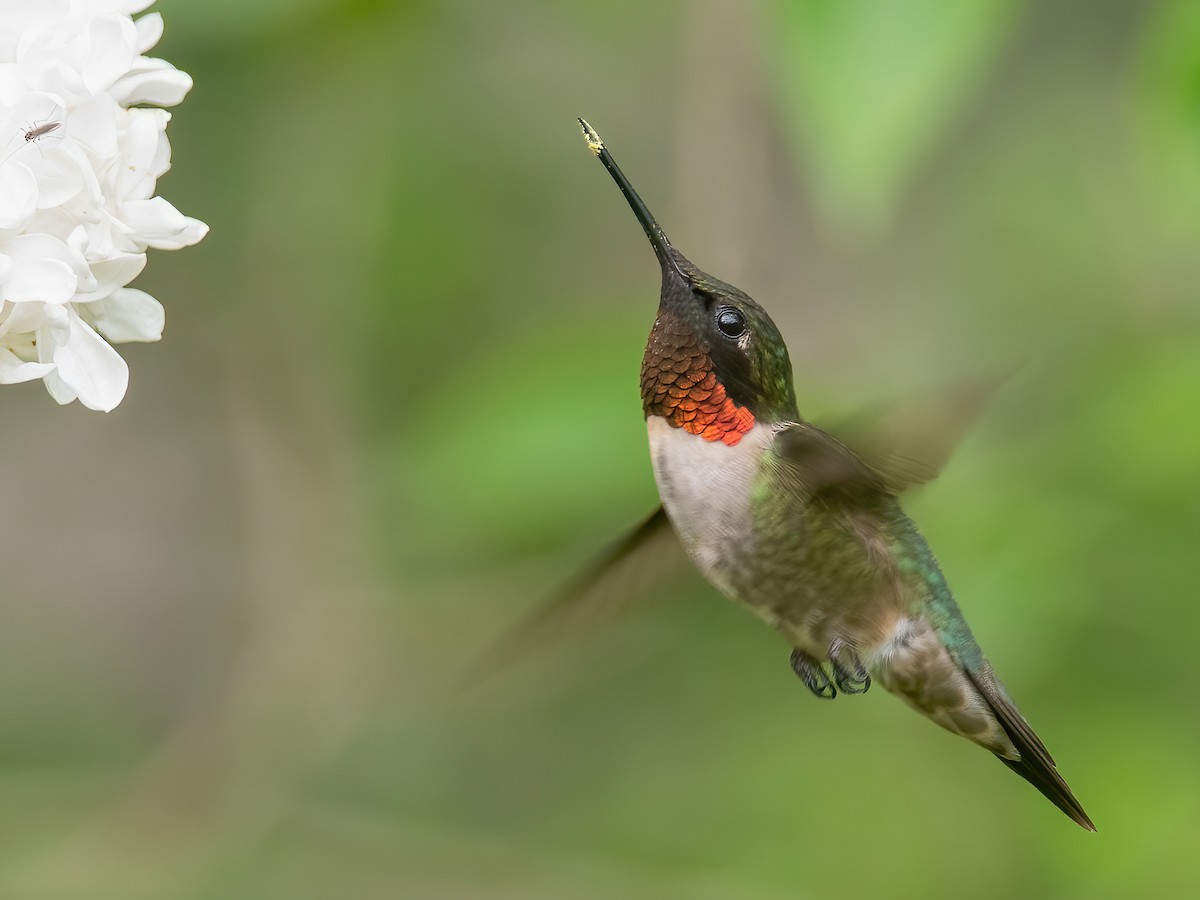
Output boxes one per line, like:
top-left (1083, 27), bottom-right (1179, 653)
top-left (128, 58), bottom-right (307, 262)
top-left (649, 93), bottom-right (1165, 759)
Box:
top-left (0, 1), bottom-right (1196, 897)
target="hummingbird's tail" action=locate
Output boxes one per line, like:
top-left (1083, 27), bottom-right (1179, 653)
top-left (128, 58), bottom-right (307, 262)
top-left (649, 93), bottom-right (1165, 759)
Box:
top-left (965, 668), bottom-right (1096, 831)
top-left (874, 610), bottom-right (1095, 830)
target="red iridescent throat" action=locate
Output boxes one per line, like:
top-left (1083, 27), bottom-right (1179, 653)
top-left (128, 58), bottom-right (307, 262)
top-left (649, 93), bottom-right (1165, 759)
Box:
top-left (641, 317), bottom-right (755, 446)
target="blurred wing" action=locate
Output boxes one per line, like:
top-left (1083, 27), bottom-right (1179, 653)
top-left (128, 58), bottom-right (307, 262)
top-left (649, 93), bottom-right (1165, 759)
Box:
top-left (774, 422), bottom-right (889, 502)
top-left (819, 370), bottom-right (1015, 492)
top-left (462, 506), bottom-right (683, 685)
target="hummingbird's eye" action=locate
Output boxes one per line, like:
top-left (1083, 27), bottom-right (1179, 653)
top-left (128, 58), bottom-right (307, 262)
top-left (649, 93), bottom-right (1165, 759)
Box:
top-left (715, 307), bottom-right (747, 339)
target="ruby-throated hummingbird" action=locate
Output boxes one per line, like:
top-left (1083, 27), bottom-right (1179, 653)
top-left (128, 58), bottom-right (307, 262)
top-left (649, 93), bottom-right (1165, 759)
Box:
top-left (483, 119), bottom-right (1094, 831)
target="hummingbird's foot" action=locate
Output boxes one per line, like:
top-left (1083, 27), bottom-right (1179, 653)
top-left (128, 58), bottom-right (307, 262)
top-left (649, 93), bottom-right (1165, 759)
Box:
top-left (789, 648), bottom-right (836, 699)
top-left (829, 641), bottom-right (871, 694)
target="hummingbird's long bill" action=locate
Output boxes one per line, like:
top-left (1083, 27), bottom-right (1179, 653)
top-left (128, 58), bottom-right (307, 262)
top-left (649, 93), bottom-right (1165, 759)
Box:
top-left (577, 117), bottom-right (681, 277)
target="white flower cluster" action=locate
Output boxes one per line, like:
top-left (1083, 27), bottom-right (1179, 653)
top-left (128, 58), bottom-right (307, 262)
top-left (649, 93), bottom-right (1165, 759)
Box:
top-left (0, 1), bottom-right (206, 411)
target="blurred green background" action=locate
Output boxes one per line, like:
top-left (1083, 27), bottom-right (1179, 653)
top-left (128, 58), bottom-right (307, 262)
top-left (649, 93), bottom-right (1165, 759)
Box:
top-left (1, 0), bottom-right (1198, 896)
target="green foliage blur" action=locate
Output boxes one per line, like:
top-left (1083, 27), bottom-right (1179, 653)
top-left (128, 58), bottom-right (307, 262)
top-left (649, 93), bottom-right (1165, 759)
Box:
top-left (2, 0), bottom-right (1198, 896)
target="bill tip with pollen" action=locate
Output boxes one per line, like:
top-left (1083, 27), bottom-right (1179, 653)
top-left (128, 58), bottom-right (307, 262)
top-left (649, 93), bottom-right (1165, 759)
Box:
top-left (578, 117), bottom-right (604, 156)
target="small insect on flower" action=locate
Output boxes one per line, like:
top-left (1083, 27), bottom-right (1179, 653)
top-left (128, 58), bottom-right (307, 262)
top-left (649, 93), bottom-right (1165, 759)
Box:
top-left (22, 120), bottom-right (60, 143)
top-left (1, 107), bottom-right (66, 163)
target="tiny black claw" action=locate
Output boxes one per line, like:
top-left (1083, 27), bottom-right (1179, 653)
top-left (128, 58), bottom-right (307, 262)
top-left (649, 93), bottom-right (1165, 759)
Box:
top-left (829, 640), bottom-right (871, 694)
top-left (790, 648), bottom-right (836, 699)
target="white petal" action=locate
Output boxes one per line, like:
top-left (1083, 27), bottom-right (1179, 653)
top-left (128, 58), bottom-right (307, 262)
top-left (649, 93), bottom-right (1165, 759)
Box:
top-left (148, 214), bottom-right (207, 250)
top-left (85, 0), bottom-right (156, 15)
top-left (0, 347), bottom-right (54, 384)
top-left (67, 223), bottom-right (88, 256)
top-left (109, 58), bottom-right (192, 107)
top-left (55, 141), bottom-right (106, 213)
top-left (3, 256), bottom-right (75, 303)
top-left (72, 251), bottom-right (145, 303)
top-left (3, 300), bottom-right (49, 334)
top-left (20, 59), bottom-right (87, 105)
top-left (34, 300), bottom-right (69, 366)
top-left (68, 92), bottom-right (120, 160)
top-left (42, 371), bottom-right (76, 404)
top-left (1, 233), bottom-right (90, 302)
top-left (0, 158), bottom-right (37, 229)
top-left (134, 12), bottom-right (164, 53)
top-left (47, 307), bottom-right (128, 411)
top-left (85, 286), bottom-right (162, 342)
top-left (82, 16), bottom-right (138, 95)
top-left (115, 204), bottom-right (208, 252)
top-left (81, 218), bottom-right (117, 259)
top-left (25, 146), bottom-right (84, 208)
top-left (119, 195), bottom-right (185, 238)
top-left (0, 4), bottom-right (70, 62)
top-left (115, 106), bottom-right (166, 199)
top-left (148, 113), bottom-right (172, 179)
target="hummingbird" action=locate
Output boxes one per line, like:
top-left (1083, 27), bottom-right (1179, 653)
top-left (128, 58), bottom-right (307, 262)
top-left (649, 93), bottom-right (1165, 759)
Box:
top-left (482, 118), bottom-right (1094, 831)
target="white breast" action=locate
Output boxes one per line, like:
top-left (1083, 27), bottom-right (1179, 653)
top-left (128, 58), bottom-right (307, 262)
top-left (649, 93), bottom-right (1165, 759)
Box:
top-left (646, 416), bottom-right (775, 596)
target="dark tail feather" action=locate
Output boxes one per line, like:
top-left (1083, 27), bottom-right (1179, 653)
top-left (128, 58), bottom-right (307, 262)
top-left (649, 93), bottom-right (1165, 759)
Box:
top-left (966, 668), bottom-right (1096, 831)
top-left (999, 755), bottom-right (1095, 832)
